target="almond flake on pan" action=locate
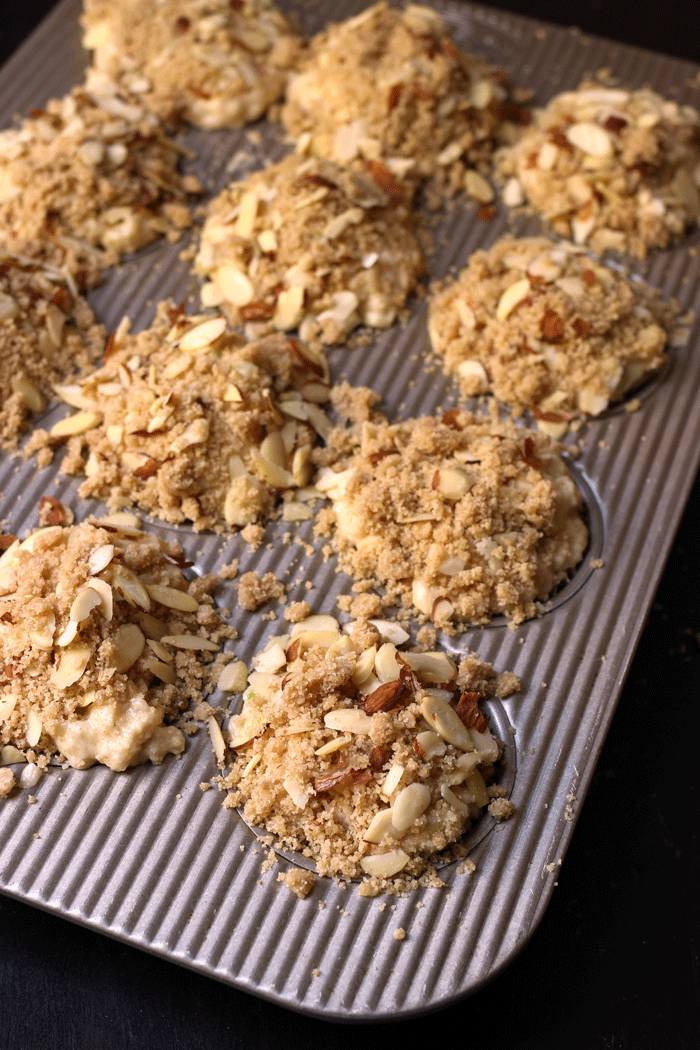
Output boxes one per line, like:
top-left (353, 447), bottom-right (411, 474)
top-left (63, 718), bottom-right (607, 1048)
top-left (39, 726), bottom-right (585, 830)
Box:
top-left (194, 153), bottom-right (427, 346)
top-left (0, 253), bottom-right (104, 450)
top-left (80, 0), bottom-right (302, 130)
top-left (0, 514), bottom-right (228, 774)
top-left (428, 236), bottom-right (679, 435)
top-left (494, 83), bottom-right (700, 256)
top-left (216, 612), bottom-right (517, 887)
top-left (281, 1), bottom-right (511, 201)
top-left (0, 72), bottom-right (202, 288)
top-left (25, 302), bottom-right (334, 532)
top-left (312, 410), bottom-right (588, 627)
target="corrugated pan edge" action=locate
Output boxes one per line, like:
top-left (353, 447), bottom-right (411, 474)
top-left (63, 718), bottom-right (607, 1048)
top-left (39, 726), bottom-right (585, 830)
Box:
top-left (1, 0), bottom-right (700, 1022)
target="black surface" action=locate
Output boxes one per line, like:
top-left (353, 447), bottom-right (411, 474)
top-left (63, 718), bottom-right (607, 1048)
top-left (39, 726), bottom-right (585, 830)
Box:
top-left (1, 3), bottom-right (699, 1048)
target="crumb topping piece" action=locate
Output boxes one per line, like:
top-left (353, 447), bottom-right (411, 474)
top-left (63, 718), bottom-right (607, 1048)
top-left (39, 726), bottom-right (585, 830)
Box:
top-left (0, 513), bottom-right (226, 772)
top-left (0, 73), bottom-right (201, 287)
top-left (313, 410), bottom-right (588, 626)
top-left (428, 235), bottom-right (679, 434)
top-left (195, 153), bottom-right (426, 346)
top-left (218, 613), bottom-right (516, 881)
top-left (495, 83), bottom-right (700, 256)
top-left (0, 253), bottom-right (104, 450)
top-left (26, 302), bottom-right (333, 532)
top-left (281, 1), bottom-right (511, 200)
top-left (80, 0), bottom-right (302, 129)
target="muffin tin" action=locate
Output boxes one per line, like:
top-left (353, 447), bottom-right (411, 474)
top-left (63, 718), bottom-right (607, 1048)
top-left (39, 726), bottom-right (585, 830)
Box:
top-left (1, 0), bottom-right (699, 1021)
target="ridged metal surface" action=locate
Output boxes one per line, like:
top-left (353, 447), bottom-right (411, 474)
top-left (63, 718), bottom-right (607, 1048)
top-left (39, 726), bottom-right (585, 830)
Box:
top-left (1, 0), bottom-right (700, 1021)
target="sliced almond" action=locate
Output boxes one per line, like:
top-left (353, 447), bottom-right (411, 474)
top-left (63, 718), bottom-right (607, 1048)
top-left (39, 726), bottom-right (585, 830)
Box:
top-left (11, 376), bottom-right (45, 414)
top-left (374, 642), bottom-right (400, 683)
top-left (362, 808), bottom-right (399, 843)
top-left (145, 584), bottom-right (198, 613)
top-left (159, 634), bottom-right (219, 652)
top-left (50, 410), bottom-right (102, 439)
top-left (359, 849), bottom-right (410, 878)
top-left (49, 642), bottom-right (92, 689)
top-left (111, 623), bottom-right (146, 672)
top-left (178, 316), bottom-right (228, 352)
top-left (464, 169), bottom-right (494, 203)
top-left (272, 285), bottom-right (305, 331)
top-left (25, 709), bottom-right (43, 748)
top-left (88, 543), bottom-right (115, 575)
top-left (434, 465), bottom-right (469, 500)
top-left (565, 121), bottom-right (613, 157)
top-left (111, 567), bottom-right (151, 611)
top-left (143, 657), bottom-right (177, 685)
top-left (290, 614), bottom-right (340, 638)
top-left (216, 266), bottom-right (255, 307)
top-left (323, 708), bottom-right (374, 735)
top-left (420, 694), bottom-right (473, 752)
top-left (401, 651), bottom-right (457, 684)
top-left (69, 586), bottom-right (103, 624)
top-left (381, 761), bottom-right (404, 798)
top-left (208, 715), bottom-right (227, 766)
top-left (391, 782), bottom-right (431, 834)
top-left (496, 278), bottom-right (531, 321)
top-left (315, 734), bottom-right (352, 756)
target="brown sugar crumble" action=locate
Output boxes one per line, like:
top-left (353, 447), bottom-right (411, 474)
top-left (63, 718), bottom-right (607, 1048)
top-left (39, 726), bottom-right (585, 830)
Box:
top-left (428, 236), bottom-right (680, 434)
top-left (216, 612), bottom-right (517, 886)
top-left (312, 408), bottom-right (588, 626)
top-left (277, 868), bottom-right (316, 899)
top-left (237, 571), bottom-right (286, 611)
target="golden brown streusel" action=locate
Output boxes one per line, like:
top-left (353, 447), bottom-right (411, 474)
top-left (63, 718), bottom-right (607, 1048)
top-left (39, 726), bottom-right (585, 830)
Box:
top-left (217, 613), bottom-right (516, 883)
top-left (194, 153), bottom-right (427, 346)
top-left (495, 82), bottom-right (700, 256)
top-left (277, 868), bottom-right (316, 899)
top-left (428, 236), bottom-right (679, 434)
top-left (0, 513), bottom-right (231, 772)
top-left (0, 74), bottom-right (201, 286)
top-left (81, 0), bottom-right (302, 129)
top-left (237, 571), bottom-right (286, 611)
top-left (25, 302), bottom-right (333, 532)
top-left (313, 409), bottom-right (588, 626)
top-left (0, 254), bottom-right (104, 450)
top-left (281, 1), bottom-right (512, 201)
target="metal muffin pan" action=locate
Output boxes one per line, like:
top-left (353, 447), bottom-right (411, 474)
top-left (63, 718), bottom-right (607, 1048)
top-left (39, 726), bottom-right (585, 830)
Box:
top-left (1, 0), bottom-right (700, 1021)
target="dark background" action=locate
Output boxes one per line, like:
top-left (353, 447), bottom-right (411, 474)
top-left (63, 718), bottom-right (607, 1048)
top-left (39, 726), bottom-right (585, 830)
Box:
top-left (1, 3), bottom-right (699, 1048)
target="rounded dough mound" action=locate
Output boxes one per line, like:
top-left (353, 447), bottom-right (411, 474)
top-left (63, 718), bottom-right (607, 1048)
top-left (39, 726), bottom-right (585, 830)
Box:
top-left (0, 74), bottom-right (201, 286)
top-left (281, 1), bottom-right (510, 200)
top-left (428, 236), bottom-right (677, 433)
top-left (27, 302), bottom-right (333, 533)
top-left (495, 83), bottom-right (700, 256)
top-left (221, 612), bottom-right (516, 882)
top-left (314, 410), bottom-right (588, 626)
top-left (194, 153), bottom-right (426, 346)
top-left (81, 0), bottom-right (302, 129)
